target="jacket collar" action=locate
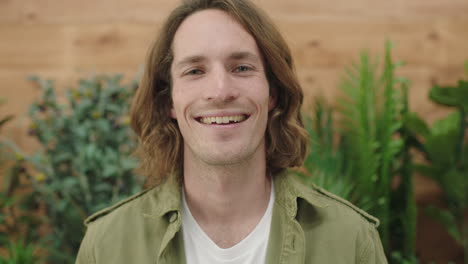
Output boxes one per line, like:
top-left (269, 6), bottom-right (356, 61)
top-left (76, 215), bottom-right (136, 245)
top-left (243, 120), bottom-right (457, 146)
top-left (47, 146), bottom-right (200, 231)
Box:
top-left (273, 170), bottom-right (329, 219)
top-left (145, 169), bottom-right (328, 219)
top-left (143, 172), bottom-right (182, 219)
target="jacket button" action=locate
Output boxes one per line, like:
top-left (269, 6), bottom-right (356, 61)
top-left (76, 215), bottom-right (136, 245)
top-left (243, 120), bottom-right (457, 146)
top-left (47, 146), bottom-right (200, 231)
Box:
top-left (169, 213), bottom-right (178, 223)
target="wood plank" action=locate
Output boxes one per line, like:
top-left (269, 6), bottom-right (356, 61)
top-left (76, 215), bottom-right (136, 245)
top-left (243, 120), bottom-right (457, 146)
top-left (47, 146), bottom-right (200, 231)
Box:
top-left (0, 0), bottom-right (178, 23)
top-left (278, 18), bottom-right (468, 69)
top-left (1, 18), bottom-right (466, 72)
top-left (0, 23), bottom-right (157, 71)
top-left (1, 0), bottom-right (467, 23)
top-left (261, 0), bottom-right (468, 19)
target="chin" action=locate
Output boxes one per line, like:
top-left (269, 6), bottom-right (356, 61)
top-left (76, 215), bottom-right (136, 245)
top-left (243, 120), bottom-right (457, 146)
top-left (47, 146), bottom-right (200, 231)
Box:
top-left (201, 147), bottom-right (261, 166)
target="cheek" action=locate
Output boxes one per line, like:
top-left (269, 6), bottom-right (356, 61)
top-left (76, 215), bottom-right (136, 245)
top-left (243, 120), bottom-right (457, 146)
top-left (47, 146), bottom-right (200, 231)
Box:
top-left (170, 85), bottom-right (194, 119)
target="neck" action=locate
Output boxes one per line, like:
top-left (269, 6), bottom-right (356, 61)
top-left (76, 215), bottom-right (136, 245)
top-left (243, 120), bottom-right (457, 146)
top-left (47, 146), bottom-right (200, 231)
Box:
top-left (182, 146), bottom-right (272, 247)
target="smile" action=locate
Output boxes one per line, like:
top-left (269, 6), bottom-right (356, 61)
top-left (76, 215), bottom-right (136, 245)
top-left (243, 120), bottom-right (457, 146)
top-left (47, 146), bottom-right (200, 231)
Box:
top-left (197, 115), bottom-right (249, 125)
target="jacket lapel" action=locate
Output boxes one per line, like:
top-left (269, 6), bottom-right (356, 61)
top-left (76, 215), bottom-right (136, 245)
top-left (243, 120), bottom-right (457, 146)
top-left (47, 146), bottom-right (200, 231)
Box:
top-left (266, 171), bottom-right (328, 264)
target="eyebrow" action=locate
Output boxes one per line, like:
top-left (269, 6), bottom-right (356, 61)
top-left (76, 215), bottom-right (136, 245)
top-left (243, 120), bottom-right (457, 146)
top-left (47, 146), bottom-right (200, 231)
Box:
top-left (228, 51), bottom-right (261, 62)
top-left (173, 55), bottom-right (206, 70)
top-left (173, 51), bottom-right (261, 70)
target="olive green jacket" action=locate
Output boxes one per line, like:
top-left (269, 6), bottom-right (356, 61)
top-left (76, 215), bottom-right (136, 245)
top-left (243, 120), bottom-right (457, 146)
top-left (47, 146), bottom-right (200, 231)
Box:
top-left (76, 172), bottom-right (388, 263)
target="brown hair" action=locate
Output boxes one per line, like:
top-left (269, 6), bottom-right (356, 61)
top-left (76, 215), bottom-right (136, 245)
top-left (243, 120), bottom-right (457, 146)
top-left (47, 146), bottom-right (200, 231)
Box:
top-left (131, 0), bottom-right (308, 186)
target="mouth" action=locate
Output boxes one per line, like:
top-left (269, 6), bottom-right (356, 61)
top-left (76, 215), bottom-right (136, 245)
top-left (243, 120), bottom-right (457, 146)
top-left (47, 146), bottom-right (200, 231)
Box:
top-left (196, 114), bottom-right (250, 125)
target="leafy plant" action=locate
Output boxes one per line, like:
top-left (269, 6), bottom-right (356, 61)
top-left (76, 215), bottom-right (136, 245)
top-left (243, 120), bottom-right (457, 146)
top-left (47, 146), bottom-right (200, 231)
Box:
top-left (0, 162), bottom-right (42, 248)
top-left (300, 42), bottom-right (418, 262)
top-left (390, 251), bottom-right (419, 264)
top-left (336, 42), bottom-right (416, 260)
top-left (7, 74), bottom-right (142, 263)
top-left (0, 98), bottom-right (14, 176)
top-left (404, 77), bottom-right (468, 264)
top-left (0, 240), bottom-right (38, 264)
top-left (1, 99), bottom-right (42, 263)
top-left (0, 99), bottom-right (14, 130)
top-left (298, 99), bottom-right (355, 201)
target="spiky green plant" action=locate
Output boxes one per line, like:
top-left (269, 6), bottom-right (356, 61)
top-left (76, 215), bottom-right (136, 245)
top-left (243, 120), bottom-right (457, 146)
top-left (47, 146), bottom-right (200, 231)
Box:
top-left (391, 83), bottom-right (417, 260)
top-left (298, 99), bottom-right (355, 200)
top-left (333, 42), bottom-right (418, 262)
top-left (299, 43), bottom-right (417, 262)
top-left (0, 240), bottom-right (38, 264)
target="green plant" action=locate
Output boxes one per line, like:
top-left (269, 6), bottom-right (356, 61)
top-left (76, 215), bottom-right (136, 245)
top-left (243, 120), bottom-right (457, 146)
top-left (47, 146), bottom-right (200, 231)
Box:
top-left (0, 240), bottom-right (38, 264)
top-left (8, 74), bottom-right (142, 263)
top-left (404, 77), bottom-right (468, 264)
top-left (390, 251), bottom-right (419, 264)
top-left (299, 42), bottom-right (418, 263)
top-left (0, 98), bottom-right (14, 175)
top-left (298, 99), bottom-right (355, 201)
top-left (0, 163), bottom-right (42, 247)
top-left (337, 42), bottom-right (417, 261)
top-left (1, 99), bottom-right (41, 246)
top-left (0, 99), bottom-right (14, 130)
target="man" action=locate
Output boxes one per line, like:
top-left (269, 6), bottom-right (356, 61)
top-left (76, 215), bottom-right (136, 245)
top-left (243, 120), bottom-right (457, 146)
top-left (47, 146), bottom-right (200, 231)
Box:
top-left (76, 0), bottom-right (388, 263)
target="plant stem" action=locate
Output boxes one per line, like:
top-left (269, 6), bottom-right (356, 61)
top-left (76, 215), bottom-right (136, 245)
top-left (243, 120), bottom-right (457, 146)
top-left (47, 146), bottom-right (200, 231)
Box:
top-left (459, 108), bottom-right (468, 264)
top-left (464, 219), bottom-right (467, 264)
top-left (456, 108), bottom-right (466, 166)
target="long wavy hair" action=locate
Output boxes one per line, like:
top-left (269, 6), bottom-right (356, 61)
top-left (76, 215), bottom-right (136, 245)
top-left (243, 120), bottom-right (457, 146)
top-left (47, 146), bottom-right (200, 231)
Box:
top-left (131, 0), bottom-right (309, 186)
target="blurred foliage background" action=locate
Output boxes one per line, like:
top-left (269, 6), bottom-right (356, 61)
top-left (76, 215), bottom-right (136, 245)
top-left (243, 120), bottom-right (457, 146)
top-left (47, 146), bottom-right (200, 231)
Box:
top-left (1, 75), bottom-right (142, 263)
top-left (0, 45), bottom-right (466, 263)
top-left (1, 0), bottom-right (467, 263)
top-left (296, 43), bottom-right (467, 264)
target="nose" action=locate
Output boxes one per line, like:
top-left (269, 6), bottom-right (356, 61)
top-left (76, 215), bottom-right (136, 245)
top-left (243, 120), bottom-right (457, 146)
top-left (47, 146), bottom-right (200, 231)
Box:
top-left (204, 66), bottom-right (239, 103)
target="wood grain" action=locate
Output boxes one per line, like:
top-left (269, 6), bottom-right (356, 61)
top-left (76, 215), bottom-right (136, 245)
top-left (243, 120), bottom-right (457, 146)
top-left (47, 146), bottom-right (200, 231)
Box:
top-left (1, 0), bottom-right (467, 23)
top-left (0, 1), bottom-right (467, 262)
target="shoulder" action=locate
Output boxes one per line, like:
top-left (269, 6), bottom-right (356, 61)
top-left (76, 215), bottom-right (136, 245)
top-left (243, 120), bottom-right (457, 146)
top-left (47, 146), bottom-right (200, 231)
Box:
top-left (287, 175), bottom-right (379, 227)
top-left (311, 184), bottom-right (379, 227)
top-left (82, 173), bottom-right (183, 231)
top-left (84, 188), bottom-right (155, 226)
top-left (77, 188), bottom-right (158, 262)
top-left (77, 181), bottom-right (183, 263)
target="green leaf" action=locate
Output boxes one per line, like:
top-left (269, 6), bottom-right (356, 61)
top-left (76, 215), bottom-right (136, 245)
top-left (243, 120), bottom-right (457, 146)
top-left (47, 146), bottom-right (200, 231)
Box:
top-left (85, 144), bottom-right (98, 160)
top-left (102, 164), bottom-right (119, 178)
top-left (62, 178), bottom-right (78, 189)
top-left (425, 206), bottom-right (462, 244)
top-left (52, 152), bottom-right (73, 163)
top-left (121, 157), bottom-right (138, 171)
top-left (430, 81), bottom-right (468, 110)
top-left (403, 112), bottom-right (430, 138)
top-left (425, 133), bottom-right (457, 168)
top-left (0, 115), bottom-right (14, 128)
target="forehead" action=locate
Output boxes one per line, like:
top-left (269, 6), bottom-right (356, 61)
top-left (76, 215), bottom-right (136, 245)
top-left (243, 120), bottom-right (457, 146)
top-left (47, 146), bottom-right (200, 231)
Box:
top-left (171, 9), bottom-right (261, 63)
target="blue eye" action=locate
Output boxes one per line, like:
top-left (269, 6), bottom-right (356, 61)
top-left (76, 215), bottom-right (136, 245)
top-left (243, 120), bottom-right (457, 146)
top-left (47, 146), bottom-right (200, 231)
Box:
top-left (234, 66), bottom-right (251, 73)
top-left (186, 69), bottom-right (203, 75)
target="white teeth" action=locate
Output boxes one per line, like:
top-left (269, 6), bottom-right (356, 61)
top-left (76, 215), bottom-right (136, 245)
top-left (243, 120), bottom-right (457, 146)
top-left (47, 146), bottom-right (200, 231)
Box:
top-left (199, 115), bottom-right (247, 124)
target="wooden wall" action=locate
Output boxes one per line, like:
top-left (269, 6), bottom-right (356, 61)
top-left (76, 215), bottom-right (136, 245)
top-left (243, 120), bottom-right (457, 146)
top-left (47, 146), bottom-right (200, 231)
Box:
top-left (1, 0), bottom-right (467, 262)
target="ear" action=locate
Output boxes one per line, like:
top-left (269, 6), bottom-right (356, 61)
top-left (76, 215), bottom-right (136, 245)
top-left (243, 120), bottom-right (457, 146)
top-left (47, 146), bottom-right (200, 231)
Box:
top-left (268, 87), bottom-right (277, 111)
top-left (170, 106), bottom-right (177, 119)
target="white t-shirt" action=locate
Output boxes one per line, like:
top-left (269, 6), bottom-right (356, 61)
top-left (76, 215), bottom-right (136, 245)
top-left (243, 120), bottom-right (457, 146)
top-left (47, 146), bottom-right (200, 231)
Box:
top-left (181, 183), bottom-right (275, 264)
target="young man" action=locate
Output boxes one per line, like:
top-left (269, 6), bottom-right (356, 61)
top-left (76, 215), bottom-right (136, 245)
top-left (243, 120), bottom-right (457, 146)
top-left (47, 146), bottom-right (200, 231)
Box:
top-left (76, 0), bottom-right (388, 263)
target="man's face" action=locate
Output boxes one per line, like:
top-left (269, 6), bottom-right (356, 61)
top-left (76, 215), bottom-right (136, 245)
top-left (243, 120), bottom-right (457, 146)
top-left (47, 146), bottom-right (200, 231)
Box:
top-left (170, 9), bottom-right (274, 166)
